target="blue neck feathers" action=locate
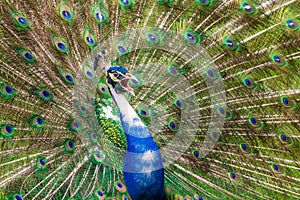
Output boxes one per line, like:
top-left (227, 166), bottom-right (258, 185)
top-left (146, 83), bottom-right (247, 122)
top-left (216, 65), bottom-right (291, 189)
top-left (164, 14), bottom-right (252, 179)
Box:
top-left (109, 89), bottom-right (165, 200)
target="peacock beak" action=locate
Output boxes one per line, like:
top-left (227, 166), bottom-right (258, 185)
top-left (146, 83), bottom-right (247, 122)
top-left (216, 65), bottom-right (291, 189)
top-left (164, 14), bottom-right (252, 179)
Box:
top-left (119, 73), bottom-right (138, 96)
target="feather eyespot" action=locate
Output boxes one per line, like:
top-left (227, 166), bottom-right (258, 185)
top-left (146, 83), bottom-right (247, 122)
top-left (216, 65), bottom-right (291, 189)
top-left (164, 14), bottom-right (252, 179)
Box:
top-left (196, 0), bottom-right (212, 7)
top-left (119, 0), bottom-right (134, 8)
top-left (242, 76), bottom-right (257, 89)
top-left (285, 19), bottom-right (299, 31)
top-left (146, 32), bottom-right (160, 44)
top-left (30, 115), bottom-right (45, 130)
top-left (92, 5), bottom-right (109, 25)
top-left (248, 116), bottom-right (263, 130)
top-left (52, 34), bottom-right (69, 53)
top-left (115, 181), bottom-right (127, 193)
top-left (115, 43), bottom-right (129, 55)
top-left (228, 172), bottom-right (239, 181)
top-left (0, 84), bottom-right (16, 99)
top-left (94, 188), bottom-right (106, 200)
top-left (82, 27), bottom-right (97, 48)
top-left (16, 47), bottom-right (35, 63)
top-left (167, 64), bottom-right (181, 76)
top-left (158, 0), bottom-right (171, 5)
top-left (168, 119), bottom-right (180, 132)
top-left (58, 68), bottom-right (75, 84)
top-left (223, 37), bottom-right (240, 50)
top-left (184, 30), bottom-right (200, 44)
top-left (10, 10), bottom-right (29, 28)
top-left (92, 151), bottom-right (105, 164)
top-left (69, 119), bottom-right (82, 132)
top-left (137, 105), bottom-right (152, 118)
top-left (0, 124), bottom-right (15, 139)
top-left (280, 96), bottom-right (295, 109)
top-left (270, 163), bottom-right (284, 176)
top-left (35, 88), bottom-right (53, 102)
top-left (209, 130), bottom-right (220, 141)
top-left (13, 194), bottom-right (23, 200)
top-left (216, 106), bottom-right (232, 119)
top-left (58, 2), bottom-right (74, 22)
top-left (36, 157), bottom-right (47, 170)
top-left (240, 1), bottom-right (257, 14)
top-left (204, 68), bottom-right (221, 81)
top-left (278, 132), bottom-right (292, 146)
top-left (64, 139), bottom-right (75, 152)
top-left (270, 53), bottom-right (287, 67)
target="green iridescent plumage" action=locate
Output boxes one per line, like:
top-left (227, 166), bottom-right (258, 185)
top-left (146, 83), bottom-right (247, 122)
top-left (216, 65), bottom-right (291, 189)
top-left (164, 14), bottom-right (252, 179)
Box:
top-left (0, 0), bottom-right (299, 199)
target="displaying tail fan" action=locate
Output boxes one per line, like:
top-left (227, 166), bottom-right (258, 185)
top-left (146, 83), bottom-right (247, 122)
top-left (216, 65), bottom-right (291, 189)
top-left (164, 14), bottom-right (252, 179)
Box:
top-left (0, 0), bottom-right (299, 199)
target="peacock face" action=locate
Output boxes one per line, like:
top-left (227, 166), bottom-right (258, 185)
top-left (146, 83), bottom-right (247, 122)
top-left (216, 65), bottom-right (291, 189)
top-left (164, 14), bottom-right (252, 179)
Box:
top-left (106, 66), bottom-right (138, 96)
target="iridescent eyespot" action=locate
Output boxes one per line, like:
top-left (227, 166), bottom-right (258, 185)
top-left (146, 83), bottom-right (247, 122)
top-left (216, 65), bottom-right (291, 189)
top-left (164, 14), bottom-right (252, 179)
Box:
top-left (242, 76), bottom-right (257, 89)
top-left (192, 150), bottom-right (203, 159)
top-left (270, 53), bottom-right (287, 67)
top-left (82, 27), bottom-right (97, 48)
top-left (94, 188), bottom-right (106, 200)
top-left (240, 1), bottom-right (257, 14)
top-left (98, 82), bottom-right (110, 96)
top-left (122, 194), bottom-right (130, 200)
top-left (58, 2), bottom-right (74, 23)
top-left (115, 181), bottom-right (127, 193)
top-left (92, 151), bottom-right (105, 164)
top-left (247, 116), bottom-right (263, 130)
top-left (209, 130), bottom-right (220, 141)
top-left (13, 194), bottom-right (23, 200)
top-left (30, 115), bottom-right (46, 130)
top-left (69, 119), bottom-right (82, 132)
top-left (92, 5), bottom-right (109, 25)
top-left (146, 31), bottom-right (160, 44)
top-left (16, 47), bottom-right (35, 63)
top-left (270, 163), bottom-right (284, 176)
top-left (239, 143), bottom-right (252, 155)
top-left (58, 68), bottom-right (75, 84)
top-left (174, 99), bottom-right (187, 110)
top-left (115, 42), bottom-right (129, 55)
top-left (138, 106), bottom-right (152, 117)
top-left (157, 0), bottom-right (172, 5)
top-left (0, 84), bottom-right (16, 99)
top-left (278, 132), bottom-right (292, 146)
top-left (52, 34), bottom-right (69, 53)
top-left (204, 68), bottom-right (221, 81)
top-left (82, 64), bottom-right (95, 80)
top-left (90, 132), bottom-right (98, 143)
top-left (64, 139), bottom-right (75, 152)
top-left (34, 88), bottom-right (53, 102)
top-left (0, 124), bottom-right (15, 139)
top-left (223, 37), bottom-right (240, 51)
top-left (184, 30), bottom-right (200, 44)
top-left (118, 0), bottom-right (134, 9)
top-left (167, 64), bottom-right (181, 76)
top-left (196, 0), bottom-right (212, 7)
top-left (167, 119), bottom-right (180, 132)
top-left (194, 196), bottom-right (204, 200)
top-left (284, 18), bottom-right (299, 31)
top-left (10, 10), bottom-right (29, 28)
top-left (216, 106), bottom-right (232, 119)
top-left (228, 172), bottom-right (239, 181)
top-left (280, 96), bottom-right (295, 109)
top-left (36, 156), bottom-right (47, 170)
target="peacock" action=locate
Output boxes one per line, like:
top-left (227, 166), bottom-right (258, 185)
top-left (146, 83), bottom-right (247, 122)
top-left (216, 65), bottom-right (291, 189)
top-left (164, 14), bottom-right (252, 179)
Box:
top-left (0, 0), bottom-right (299, 199)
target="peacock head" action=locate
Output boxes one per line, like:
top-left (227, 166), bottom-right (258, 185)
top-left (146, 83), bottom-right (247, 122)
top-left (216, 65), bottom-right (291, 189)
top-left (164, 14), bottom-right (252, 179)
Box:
top-left (106, 66), bottom-right (138, 96)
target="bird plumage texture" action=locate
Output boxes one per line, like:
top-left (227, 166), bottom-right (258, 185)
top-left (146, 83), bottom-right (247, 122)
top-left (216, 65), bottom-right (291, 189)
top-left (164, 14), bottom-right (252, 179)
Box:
top-left (0, 0), bottom-right (300, 199)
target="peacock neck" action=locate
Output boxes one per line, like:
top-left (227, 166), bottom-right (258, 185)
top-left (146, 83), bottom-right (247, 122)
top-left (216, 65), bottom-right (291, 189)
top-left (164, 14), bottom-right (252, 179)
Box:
top-left (109, 89), bottom-right (152, 138)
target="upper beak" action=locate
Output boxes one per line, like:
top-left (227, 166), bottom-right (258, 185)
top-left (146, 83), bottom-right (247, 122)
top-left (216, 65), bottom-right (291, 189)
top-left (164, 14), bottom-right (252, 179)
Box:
top-left (119, 73), bottom-right (138, 96)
